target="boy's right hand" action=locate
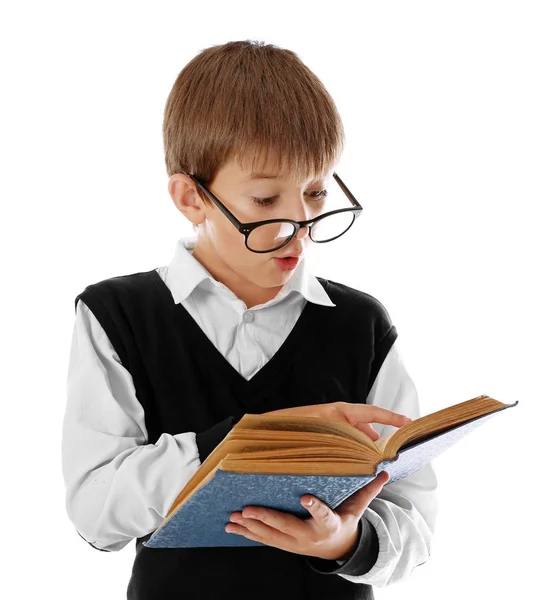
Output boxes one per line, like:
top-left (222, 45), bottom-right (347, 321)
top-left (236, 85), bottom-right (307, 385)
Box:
top-left (262, 402), bottom-right (412, 441)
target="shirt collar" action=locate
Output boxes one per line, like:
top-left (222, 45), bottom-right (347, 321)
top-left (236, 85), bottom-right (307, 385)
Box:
top-left (164, 236), bottom-right (336, 308)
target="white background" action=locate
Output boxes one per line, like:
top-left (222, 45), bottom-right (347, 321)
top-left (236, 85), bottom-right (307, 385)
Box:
top-left (1, 1), bottom-right (542, 598)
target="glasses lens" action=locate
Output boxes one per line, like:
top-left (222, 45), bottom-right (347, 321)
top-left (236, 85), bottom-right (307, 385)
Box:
top-left (245, 174), bottom-right (358, 252)
top-left (247, 221), bottom-right (297, 252)
top-left (311, 211), bottom-right (355, 242)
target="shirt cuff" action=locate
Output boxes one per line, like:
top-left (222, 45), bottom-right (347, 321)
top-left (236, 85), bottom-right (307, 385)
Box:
top-left (305, 516), bottom-right (380, 576)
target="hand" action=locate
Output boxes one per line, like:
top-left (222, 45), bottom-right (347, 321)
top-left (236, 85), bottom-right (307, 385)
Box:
top-left (227, 469), bottom-right (390, 560)
top-left (227, 402), bottom-right (411, 560)
top-left (263, 401), bottom-right (413, 442)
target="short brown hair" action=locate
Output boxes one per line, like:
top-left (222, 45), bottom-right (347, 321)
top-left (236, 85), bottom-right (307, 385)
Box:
top-left (163, 40), bottom-right (345, 208)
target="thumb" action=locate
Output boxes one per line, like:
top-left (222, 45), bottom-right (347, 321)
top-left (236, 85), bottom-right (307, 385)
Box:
top-left (336, 471), bottom-right (390, 520)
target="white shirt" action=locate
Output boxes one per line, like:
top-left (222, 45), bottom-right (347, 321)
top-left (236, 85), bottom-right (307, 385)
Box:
top-left (62, 236), bottom-right (438, 588)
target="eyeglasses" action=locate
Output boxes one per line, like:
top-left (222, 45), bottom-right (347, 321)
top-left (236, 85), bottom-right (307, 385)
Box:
top-left (180, 171), bottom-right (363, 254)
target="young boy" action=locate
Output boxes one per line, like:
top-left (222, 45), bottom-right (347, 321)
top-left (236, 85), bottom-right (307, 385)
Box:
top-left (62, 40), bottom-right (438, 600)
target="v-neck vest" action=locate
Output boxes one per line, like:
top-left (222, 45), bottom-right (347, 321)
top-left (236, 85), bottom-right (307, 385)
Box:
top-left (74, 268), bottom-right (398, 600)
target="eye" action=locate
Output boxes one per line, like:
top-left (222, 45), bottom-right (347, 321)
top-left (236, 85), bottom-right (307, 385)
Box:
top-left (251, 190), bottom-right (327, 207)
top-left (251, 195), bottom-right (279, 207)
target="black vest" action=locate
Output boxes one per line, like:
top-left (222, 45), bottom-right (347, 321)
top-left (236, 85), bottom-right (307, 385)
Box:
top-left (74, 268), bottom-right (398, 600)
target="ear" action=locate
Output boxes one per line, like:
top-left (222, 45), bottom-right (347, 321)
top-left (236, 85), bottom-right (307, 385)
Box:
top-left (168, 173), bottom-right (207, 227)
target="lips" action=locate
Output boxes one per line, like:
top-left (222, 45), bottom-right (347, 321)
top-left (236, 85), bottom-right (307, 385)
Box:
top-left (277, 253), bottom-right (303, 259)
top-left (274, 256), bottom-right (301, 271)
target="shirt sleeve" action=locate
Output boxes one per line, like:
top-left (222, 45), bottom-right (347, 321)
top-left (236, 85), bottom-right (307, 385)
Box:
top-left (62, 300), bottom-right (235, 552)
top-left (306, 339), bottom-right (439, 586)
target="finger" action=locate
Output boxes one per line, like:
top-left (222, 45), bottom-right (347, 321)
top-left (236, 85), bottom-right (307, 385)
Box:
top-left (343, 404), bottom-right (412, 429)
top-left (337, 471), bottom-right (390, 518)
top-left (226, 518), bottom-right (290, 549)
top-left (355, 422), bottom-right (379, 441)
top-left (228, 514), bottom-right (295, 547)
top-left (365, 471), bottom-right (389, 496)
top-left (373, 470), bottom-right (390, 488)
top-left (363, 471), bottom-right (390, 501)
top-left (300, 495), bottom-right (340, 532)
top-left (240, 507), bottom-right (301, 538)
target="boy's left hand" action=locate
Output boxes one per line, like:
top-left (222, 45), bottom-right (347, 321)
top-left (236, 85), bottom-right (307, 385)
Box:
top-left (226, 470), bottom-right (389, 561)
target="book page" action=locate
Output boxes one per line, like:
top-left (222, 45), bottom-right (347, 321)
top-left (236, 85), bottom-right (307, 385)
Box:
top-left (375, 430), bottom-right (396, 454)
top-left (235, 413), bottom-right (380, 451)
top-left (381, 395), bottom-right (515, 459)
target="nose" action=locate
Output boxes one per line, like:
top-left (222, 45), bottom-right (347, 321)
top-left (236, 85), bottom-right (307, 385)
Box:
top-left (295, 225), bottom-right (310, 241)
top-left (289, 201), bottom-right (312, 241)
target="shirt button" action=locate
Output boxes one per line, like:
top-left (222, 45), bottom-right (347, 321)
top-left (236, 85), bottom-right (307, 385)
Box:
top-left (242, 311), bottom-right (255, 323)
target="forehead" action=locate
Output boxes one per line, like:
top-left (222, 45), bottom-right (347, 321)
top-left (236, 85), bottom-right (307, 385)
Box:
top-left (228, 153), bottom-right (332, 185)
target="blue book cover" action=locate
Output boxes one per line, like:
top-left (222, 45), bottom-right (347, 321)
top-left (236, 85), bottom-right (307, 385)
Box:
top-left (144, 396), bottom-right (517, 548)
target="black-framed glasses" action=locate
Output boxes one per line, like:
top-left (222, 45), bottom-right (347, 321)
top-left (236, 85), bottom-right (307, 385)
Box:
top-left (180, 170), bottom-right (363, 254)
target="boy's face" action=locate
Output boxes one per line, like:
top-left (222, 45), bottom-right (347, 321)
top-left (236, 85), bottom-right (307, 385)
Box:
top-left (168, 154), bottom-right (334, 307)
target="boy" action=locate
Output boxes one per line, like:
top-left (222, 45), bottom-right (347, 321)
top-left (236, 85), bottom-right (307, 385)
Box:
top-left (62, 40), bottom-right (438, 599)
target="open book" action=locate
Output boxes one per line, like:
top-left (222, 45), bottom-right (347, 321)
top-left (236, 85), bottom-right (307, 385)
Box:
top-left (144, 394), bottom-right (518, 548)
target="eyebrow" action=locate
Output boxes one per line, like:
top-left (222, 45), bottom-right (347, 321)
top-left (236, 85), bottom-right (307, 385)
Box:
top-left (242, 172), bottom-right (326, 183)
top-left (242, 172), bottom-right (281, 181)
